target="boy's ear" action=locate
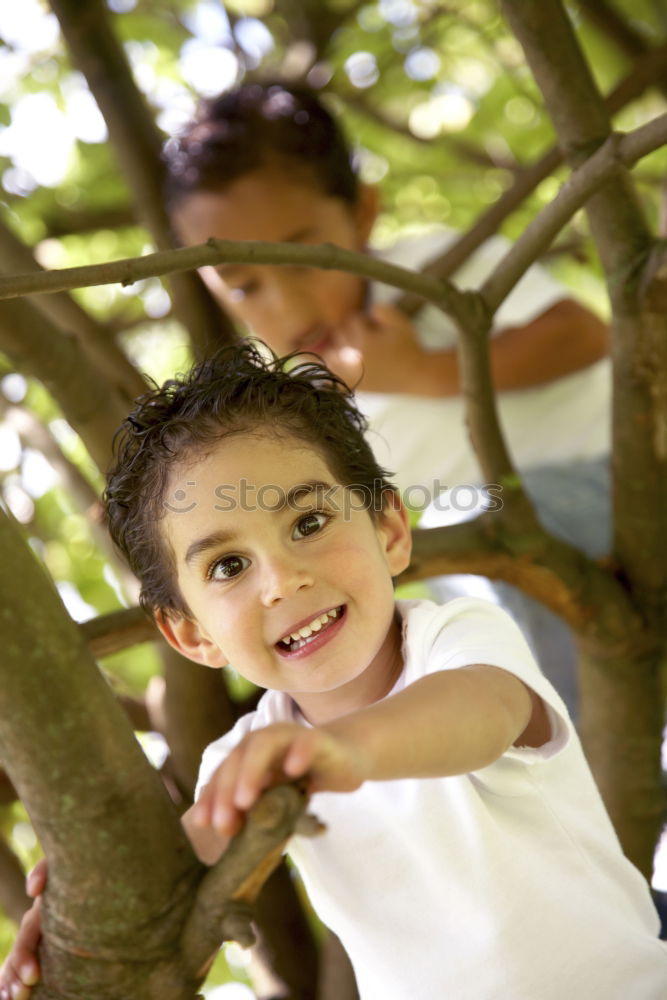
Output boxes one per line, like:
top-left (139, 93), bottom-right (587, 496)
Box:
top-left (154, 610), bottom-right (228, 669)
top-left (377, 491), bottom-right (412, 577)
top-left (354, 184), bottom-right (380, 248)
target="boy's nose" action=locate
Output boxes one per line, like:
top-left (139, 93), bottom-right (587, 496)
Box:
top-left (260, 554), bottom-right (314, 606)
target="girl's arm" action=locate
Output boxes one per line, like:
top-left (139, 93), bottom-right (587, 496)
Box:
top-left (348, 299), bottom-right (608, 396)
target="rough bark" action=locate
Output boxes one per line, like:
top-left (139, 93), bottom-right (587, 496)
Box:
top-left (0, 507), bottom-right (202, 999)
top-left (0, 220), bottom-right (145, 404)
top-left (0, 296), bottom-right (129, 472)
top-left (577, 643), bottom-right (665, 876)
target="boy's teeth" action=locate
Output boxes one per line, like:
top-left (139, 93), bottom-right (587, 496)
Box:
top-left (281, 608), bottom-right (340, 647)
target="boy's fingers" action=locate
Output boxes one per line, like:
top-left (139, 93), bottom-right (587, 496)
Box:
top-left (0, 984), bottom-right (29, 1000)
top-left (233, 728), bottom-right (309, 810)
top-left (14, 899), bottom-right (42, 981)
top-left (283, 732), bottom-right (318, 778)
top-left (232, 732), bottom-right (286, 810)
top-left (208, 749), bottom-right (248, 833)
top-left (26, 859), bottom-right (47, 898)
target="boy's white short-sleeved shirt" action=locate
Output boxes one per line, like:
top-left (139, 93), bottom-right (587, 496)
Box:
top-left (197, 599), bottom-right (667, 1000)
top-left (356, 228), bottom-right (611, 495)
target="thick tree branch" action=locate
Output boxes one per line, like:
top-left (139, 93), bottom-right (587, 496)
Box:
top-left (80, 607), bottom-right (157, 659)
top-left (0, 297), bottom-right (130, 472)
top-left (182, 784), bottom-right (312, 979)
top-left (0, 508), bottom-right (202, 999)
top-left (407, 522), bottom-right (645, 653)
top-left (0, 219), bottom-right (145, 403)
top-left (0, 771), bottom-right (18, 806)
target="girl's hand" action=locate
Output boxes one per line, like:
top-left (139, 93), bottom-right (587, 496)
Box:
top-left (333, 304), bottom-right (436, 394)
top-left (0, 859), bottom-right (47, 1000)
top-left (190, 723), bottom-right (369, 836)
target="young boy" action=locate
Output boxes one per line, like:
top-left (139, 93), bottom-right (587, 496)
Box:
top-left (2, 344), bottom-right (665, 1000)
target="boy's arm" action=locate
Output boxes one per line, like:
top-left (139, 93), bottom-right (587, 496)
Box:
top-left (193, 665), bottom-right (549, 837)
top-left (348, 299), bottom-right (608, 396)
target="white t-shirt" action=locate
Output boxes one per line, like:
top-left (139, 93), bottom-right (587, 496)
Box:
top-left (357, 229), bottom-right (611, 496)
top-left (197, 598), bottom-right (666, 1000)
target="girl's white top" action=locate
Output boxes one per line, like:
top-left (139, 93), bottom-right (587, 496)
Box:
top-left (357, 228), bottom-right (610, 496)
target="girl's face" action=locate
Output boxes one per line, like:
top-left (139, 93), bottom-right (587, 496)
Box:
top-left (157, 430), bottom-right (411, 725)
top-left (173, 165), bottom-right (378, 382)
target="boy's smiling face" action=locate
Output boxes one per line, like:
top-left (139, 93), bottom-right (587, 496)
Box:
top-left (173, 164), bottom-right (378, 381)
top-left (157, 430), bottom-right (411, 724)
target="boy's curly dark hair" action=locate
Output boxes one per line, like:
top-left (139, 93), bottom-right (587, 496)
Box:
top-left (104, 343), bottom-right (394, 619)
top-left (163, 80), bottom-right (358, 209)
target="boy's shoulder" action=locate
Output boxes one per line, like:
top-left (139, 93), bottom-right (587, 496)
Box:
top-left (398, 596), bottom-right (571, 741)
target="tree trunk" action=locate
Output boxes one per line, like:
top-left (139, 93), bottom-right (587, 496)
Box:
top-left (577, 642), bottom-right (666, 877)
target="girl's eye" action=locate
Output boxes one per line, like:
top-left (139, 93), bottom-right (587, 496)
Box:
top-left (293, 512), bottom-right (329, 539)
top-left (208, 554), bottom-right (249, 580)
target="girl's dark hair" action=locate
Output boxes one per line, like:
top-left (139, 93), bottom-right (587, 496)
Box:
top-left (163, 81), bottom-right (358, 209)
top-left (104, 343), bottom-right (394, 618)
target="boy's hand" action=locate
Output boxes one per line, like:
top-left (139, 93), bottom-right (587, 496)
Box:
top-left (191, 723), bottom-right (369, 836)
top-left (0, 860), bottom-right (46, 1000)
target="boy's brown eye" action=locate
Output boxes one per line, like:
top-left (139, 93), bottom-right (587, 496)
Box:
top-left (293, 512), bottom-right (328, 539)
top-left (209, 555), bottom-right (249, 580)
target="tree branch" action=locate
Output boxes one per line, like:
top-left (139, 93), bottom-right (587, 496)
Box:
top-left (0, 219), bottom-right (145, 403)
top-left (576, 0), bottom-right (667, 103)
top-left (500, 0), bottom-right (652, 283)
top-left (42, 204), bottom-right (136, 239)
top-left (0, 297), bottom-right (131, 472)
top-left (181, 784), bottom-right (313, 979)
top-left (501, 0), bottom-right (667, 610)
top-left (406, 522), bottom-right (645, 653)
top-left (481, 114), bottom-right (667, 312)
top-left (48, 0), bottom-right (236, 356)
top-left (0, 239), bottom-right (471, 326)
top-left (396, 38), bottom-right (667, 315)
top-left (80, 607), bottom-right (157, 659)
top-left (1, 402), bottom-right (138, 595)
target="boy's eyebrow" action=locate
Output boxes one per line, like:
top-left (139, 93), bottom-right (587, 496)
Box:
top-left (217, 227), bottom-right (318, 278)
top-left (183, 480), bottom-right (338, 566)
top-left (185, 529), bottom-right (237, 567)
